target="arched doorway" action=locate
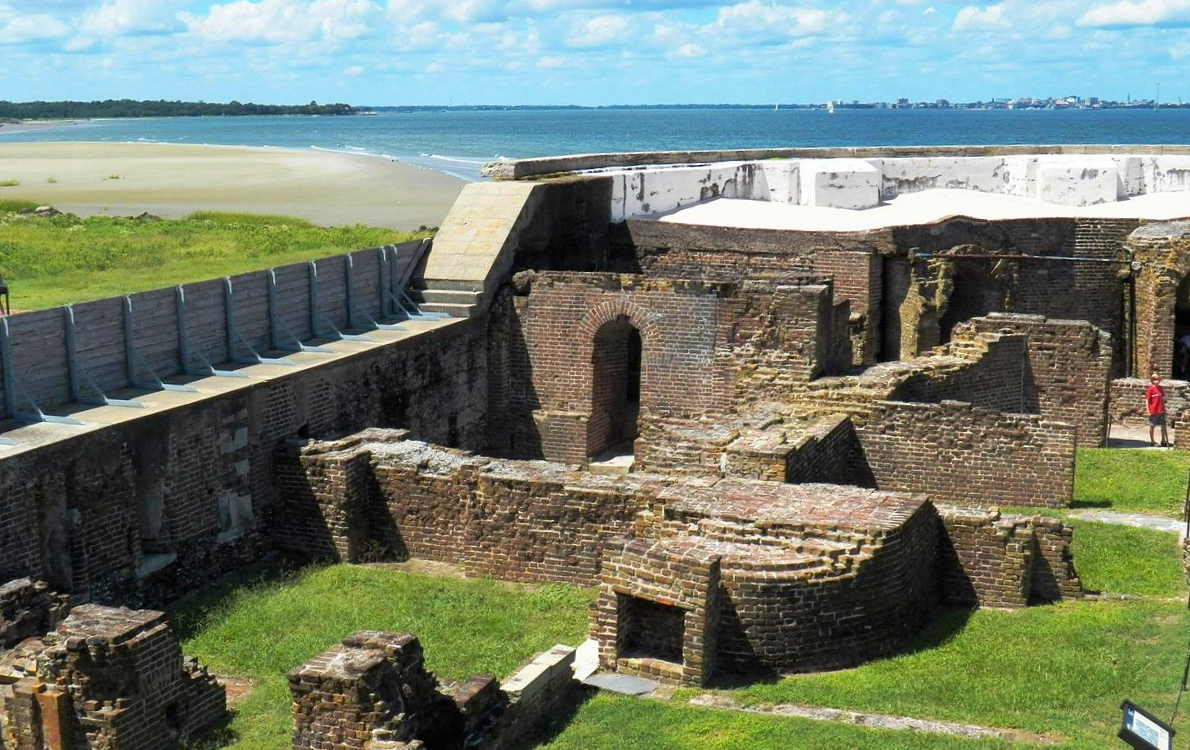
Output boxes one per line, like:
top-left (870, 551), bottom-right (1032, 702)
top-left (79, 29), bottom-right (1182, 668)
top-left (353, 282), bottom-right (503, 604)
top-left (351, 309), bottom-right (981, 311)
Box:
top-left (589, 315), bottom-right (642, 460)
top-left (1174, 274), bottom-right (1190, 378)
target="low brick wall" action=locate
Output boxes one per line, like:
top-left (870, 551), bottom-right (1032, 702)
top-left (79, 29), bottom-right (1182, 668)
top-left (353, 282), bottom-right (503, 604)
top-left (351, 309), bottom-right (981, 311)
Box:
top-left (856, 400), bottom-right (1076, 507)
top-left (937, 505), bottom-right (1080, 607)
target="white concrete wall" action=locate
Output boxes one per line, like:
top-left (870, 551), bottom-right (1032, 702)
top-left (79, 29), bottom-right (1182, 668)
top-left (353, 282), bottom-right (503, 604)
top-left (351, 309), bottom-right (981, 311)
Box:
top-left (874, 157), bottom-right (1013, 200)
top-left (1035, 156), bottom-right (1118, 207)
top-left (609, 161), bottom-right (770, 222)
top-left (799, 159), bottom-right (879, 209)
top-left (761, 161), bottom-right (800, 204)
top-left (598, 153), bottom-right (1190, 222)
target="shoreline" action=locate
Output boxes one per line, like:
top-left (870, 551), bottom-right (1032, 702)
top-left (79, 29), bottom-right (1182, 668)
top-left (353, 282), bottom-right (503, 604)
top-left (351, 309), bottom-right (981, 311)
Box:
top-left (0, 141), bottom-right (464, 230)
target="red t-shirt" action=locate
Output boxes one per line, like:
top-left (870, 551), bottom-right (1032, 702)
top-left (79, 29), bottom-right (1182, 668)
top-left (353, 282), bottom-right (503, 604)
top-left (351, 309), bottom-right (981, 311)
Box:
top-left (1146, 384), bottom-right (1166, 416)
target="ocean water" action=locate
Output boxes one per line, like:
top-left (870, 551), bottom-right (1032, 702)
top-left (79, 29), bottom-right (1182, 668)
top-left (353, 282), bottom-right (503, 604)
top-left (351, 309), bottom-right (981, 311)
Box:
top-left (2, 108), bottom-right (1189, 182)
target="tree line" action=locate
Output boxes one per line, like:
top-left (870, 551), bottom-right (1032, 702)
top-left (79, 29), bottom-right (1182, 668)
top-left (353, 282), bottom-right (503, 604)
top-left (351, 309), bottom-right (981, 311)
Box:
top-left (0, 99), bottom-right (357, 120)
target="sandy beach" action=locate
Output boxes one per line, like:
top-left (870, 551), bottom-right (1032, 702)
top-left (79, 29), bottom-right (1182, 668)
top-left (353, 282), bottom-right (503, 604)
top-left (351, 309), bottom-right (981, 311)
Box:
top-left (0, 141), bottom-right (465, 230)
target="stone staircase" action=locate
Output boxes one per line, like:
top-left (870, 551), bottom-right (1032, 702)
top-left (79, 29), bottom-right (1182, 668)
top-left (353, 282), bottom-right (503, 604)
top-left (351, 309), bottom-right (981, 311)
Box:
top-left (405, 280), bottom-right (483, 319)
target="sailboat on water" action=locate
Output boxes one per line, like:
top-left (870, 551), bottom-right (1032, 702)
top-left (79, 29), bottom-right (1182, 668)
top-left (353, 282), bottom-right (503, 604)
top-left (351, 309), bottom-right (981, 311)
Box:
top-left (826, 101), bottom-right (835, 114)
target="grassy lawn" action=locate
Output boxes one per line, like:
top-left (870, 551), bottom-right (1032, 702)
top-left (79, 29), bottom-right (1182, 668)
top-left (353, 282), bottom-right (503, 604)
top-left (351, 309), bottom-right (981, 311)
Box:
top-left (0, 201), bottom-right (414, 310)
top-left (170, 563), bottom-right (593, 750)
top-left (1074, 447), bottom-right (1190, 517)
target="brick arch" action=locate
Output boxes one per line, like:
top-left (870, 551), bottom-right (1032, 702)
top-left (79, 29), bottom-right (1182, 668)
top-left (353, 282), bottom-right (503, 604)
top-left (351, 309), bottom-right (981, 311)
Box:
top-left (577, 299), bottom-right (662, 358)
top-left (579, 300), bottom-right (660, 459)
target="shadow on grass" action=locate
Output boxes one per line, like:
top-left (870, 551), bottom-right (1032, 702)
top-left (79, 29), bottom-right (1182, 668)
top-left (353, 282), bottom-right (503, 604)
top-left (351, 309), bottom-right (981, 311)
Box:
top-left (1070, 499), bottom-right (1113, 509)
top-left (165, 550), bottom-right (317, 643)
top-left (705, 607), bottom-right (978, 692)
top-left (506, 686), bottom-right (599, 750)
top-left (178, 710), bottom-right (239, 750)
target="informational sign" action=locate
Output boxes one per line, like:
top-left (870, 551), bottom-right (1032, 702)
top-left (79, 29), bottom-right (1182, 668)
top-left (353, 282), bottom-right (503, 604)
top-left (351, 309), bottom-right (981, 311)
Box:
top-left (1119, 700), bottom-right (1175, 750)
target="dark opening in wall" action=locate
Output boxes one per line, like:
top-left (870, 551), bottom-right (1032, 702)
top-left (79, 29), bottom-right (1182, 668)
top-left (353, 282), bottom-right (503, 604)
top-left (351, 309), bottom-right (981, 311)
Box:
top-left (622, 595), bottom-right (684, 663)
top-left (939, 260), bottom-right (1006, 344)
top-left (1174, 274), bottom-right (1190, 378)
top-left (589, 316), bottom-right (642, 459)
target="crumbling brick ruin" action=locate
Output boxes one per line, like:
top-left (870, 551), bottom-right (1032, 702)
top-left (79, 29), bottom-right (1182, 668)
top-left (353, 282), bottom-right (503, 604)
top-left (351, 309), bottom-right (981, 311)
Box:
top-left (3, 149), bottom-right (1190, 734)
top-left (290, 632), bottom-right (576, 750)
top-left (0, 603), bottom-right (224, 749)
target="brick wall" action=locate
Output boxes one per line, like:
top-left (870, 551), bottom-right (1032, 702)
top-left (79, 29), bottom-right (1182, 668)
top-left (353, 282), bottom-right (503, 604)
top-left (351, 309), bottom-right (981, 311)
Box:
top-left (0, 318), bottom-right (487, 606)
top-left (855, 401), bottom-right (1076, 507)
top-left (961, 314), bottom-right (1113, 447)
top-left (937, 506), bottom-right (1080, 607)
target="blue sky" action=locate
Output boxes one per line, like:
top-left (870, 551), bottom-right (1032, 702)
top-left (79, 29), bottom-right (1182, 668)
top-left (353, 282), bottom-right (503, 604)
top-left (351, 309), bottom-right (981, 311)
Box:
top-left (1, 0), bottom-right (1188, 106)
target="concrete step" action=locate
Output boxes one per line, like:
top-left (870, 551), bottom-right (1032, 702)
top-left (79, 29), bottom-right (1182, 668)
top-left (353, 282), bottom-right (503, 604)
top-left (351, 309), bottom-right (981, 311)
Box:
top-left (415, 301), bottom-right (479, 319)
top-left (415, 278), bottom-right (484, 293)
top-left (407, 289), bottom-right (482, 306)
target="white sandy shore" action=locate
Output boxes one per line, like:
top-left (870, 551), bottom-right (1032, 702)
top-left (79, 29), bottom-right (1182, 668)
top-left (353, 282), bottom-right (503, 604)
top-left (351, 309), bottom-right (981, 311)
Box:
top-left (0, 141), bottom-right (464, 230)
top-left (657, 189), bottom-right (1190, 232)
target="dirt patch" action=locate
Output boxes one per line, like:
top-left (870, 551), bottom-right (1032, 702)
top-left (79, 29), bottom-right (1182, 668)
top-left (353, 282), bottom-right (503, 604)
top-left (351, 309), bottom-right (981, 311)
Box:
top-left (217, 675), bottom-right (255, 705)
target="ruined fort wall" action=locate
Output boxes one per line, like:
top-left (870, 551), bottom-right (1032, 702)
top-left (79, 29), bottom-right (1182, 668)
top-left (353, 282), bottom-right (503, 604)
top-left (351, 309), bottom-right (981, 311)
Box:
top-left (937, 506), bottom-right (1079, 607)
top-left (893, 333), bottom-right (1030, 412)
top-left (0, 319), bottom-right (487, 604)
top-left (960, 315), bottom-right (1112, 447)
top-left (488, 273), bottom-right (844, 463)
top-left (855, 401), bottom-right (1075, 507)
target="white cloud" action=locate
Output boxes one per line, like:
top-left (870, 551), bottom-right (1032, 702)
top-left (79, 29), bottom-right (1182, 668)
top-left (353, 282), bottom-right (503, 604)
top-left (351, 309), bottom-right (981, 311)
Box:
top-left (537, 54), bottom-right (565, 67)
top-left (185, 0), bottom-right (382, 44)
top-left (711, 2), bottom-right (837, 42)
top-left (669, 42), bottom-right (705, 58)
top-left (345, 64), bottom-right (365, 74)
top-left (1078, 0), bottom-right (1190, 27)
top-left (952, 3), bottom-right (1009, 30)
top-left (82, 0), bottom-right (187, 36)
top-left (0, 14), bottom-right (71, 43)
top-left (568, 14), bottom-right (628, 47)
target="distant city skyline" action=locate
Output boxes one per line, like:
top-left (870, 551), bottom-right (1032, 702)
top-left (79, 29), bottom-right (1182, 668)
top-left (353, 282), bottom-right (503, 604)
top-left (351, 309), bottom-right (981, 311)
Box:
top-left (1, 0), bottom-right (1188, 107)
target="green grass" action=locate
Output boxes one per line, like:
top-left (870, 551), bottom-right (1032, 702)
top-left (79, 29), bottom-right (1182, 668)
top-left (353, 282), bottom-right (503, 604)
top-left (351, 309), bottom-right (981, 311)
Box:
top-left (0, 179), bottom-right (20, 187)
top-left (0, 209), bottom-right (416, 310)
top-left (171, 563), bottom-right (593, 750)
top-left (1069, 520), bottom-right (1186, 597)
top-left (527, 693), bottom-right (1019, 750)
top-left (1074, 447), bottom-right (1190, 517)
top-left (683, 600), bottom-right (1188, 749)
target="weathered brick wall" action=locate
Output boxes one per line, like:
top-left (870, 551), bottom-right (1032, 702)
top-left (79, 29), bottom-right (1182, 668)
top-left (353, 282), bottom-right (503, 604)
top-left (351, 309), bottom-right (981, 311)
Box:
top-left (0, 319), bottom-right (487, 606)
top-left (893, 333), bottom-right (1029, 412)
top-left (0, 579), bottom-right (70, 652)
top-left (937, 506), bottom-right (1080, 607)
top-left (277, 438), bottom-right (649, 584)
top-left (289, 631), bottom-right (450, 750)
top-left (961, 314), bottom-right (1113, 446)
top-left (855, 401), bottom-right (1076, 507)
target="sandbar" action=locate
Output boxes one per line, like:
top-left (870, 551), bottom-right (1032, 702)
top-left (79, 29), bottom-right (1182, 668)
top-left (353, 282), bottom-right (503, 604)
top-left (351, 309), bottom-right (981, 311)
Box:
top-left (0, 141), bottom-right (465, 230)
top-left (658, 188), bottom-right (1190, 232)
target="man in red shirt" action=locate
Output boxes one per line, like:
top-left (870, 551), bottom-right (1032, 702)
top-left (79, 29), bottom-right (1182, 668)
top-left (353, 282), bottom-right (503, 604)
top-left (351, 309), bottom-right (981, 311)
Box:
top-left (1146, 373), bottom-right (1169, 447)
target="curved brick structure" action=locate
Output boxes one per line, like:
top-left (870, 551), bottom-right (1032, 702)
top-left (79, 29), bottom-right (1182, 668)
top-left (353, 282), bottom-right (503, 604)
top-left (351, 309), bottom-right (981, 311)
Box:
top-left (594, 482), bottom-right (939, 684)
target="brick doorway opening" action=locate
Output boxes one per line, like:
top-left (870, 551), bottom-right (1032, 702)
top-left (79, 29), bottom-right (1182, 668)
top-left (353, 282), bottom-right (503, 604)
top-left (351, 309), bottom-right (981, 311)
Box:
top-left (621, 595), bottom-right (684, 664)
top-left (589, 316), bottom-right (642, 460)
